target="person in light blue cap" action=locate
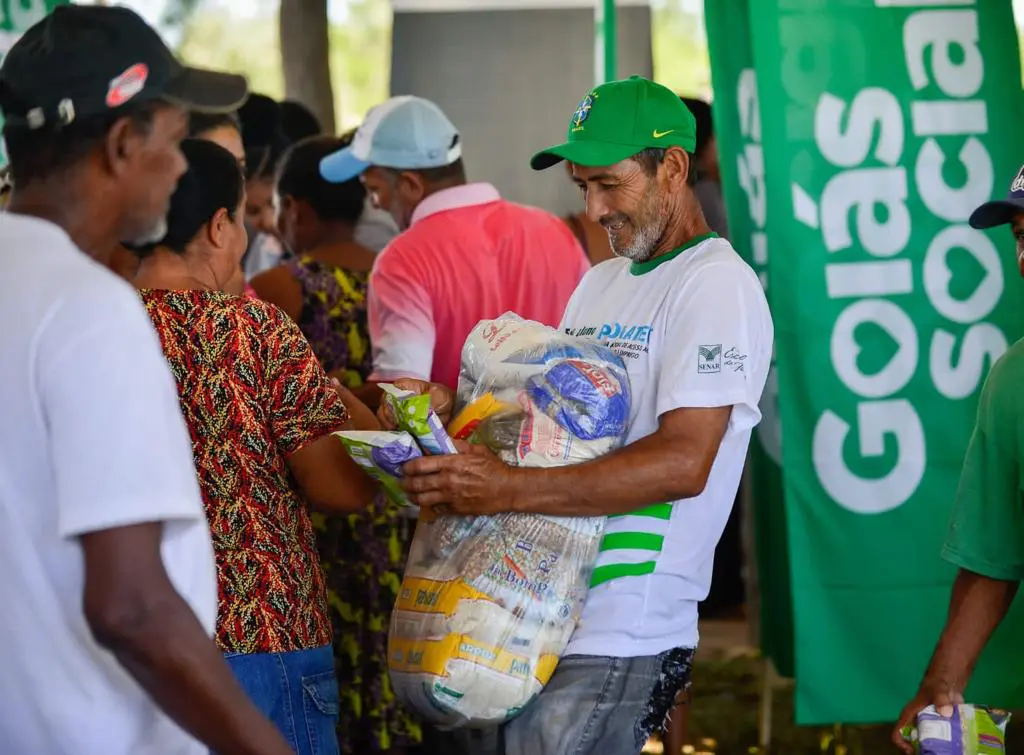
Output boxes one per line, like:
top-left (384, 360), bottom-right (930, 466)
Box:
top-left (318, 95), bottom-right (588, 404)
top-left (319, 95), bottom-right (464, 230)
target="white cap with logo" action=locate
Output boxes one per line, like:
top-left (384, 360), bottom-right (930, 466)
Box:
top-left (319, 95), bottom-right (461, 183)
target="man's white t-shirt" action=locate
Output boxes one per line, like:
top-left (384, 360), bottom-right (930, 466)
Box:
top-left (560, 233), bottom-right (773, 657)
top-left (0, 214), bottom-right (217, 754)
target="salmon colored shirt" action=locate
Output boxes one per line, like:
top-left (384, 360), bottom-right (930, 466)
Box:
top-left (368, 183), bottom-right (590, 389)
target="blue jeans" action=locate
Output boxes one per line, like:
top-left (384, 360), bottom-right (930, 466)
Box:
top-left (424, 647), bottom-right (696, 755)
top-left (223, 644), bottom-right (340, 755)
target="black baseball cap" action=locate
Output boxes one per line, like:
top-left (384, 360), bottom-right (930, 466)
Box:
top-left (969, 163), bottom-right (1024, 229)
top-left (0, 5), bottom-right (248, 133)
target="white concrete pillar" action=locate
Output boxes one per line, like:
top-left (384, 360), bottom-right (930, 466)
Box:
top-left (389, 0), bottom-right (652, 216)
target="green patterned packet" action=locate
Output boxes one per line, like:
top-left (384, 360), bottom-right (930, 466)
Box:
top-left (900, 704), bottom-right (1010, 754)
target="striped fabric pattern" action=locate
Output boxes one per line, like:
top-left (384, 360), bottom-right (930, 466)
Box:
top-left (590, 502), bottom-right (671, 587)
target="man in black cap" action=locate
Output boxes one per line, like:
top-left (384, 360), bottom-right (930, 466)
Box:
top-left (0, 6), bottom-right (291, 755)
top-left (892, 165), bottom-right (1024, 753)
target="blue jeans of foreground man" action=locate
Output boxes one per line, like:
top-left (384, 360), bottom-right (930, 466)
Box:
top-left (424, 646), bottom-right (695, 755)
top-left (222, 644), bottom-right (340, 755)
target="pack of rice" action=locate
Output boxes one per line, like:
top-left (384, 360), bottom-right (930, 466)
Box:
top-left (388, 313), bottom-right (631, 728)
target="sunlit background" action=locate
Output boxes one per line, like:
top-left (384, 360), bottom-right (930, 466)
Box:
top-left (72, 0), bottom-right (1024, 134)
top-left (71, 0), bottom-right (717, 131)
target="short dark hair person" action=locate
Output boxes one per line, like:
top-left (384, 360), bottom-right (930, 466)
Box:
top-left (276, 133), bottom-right (366, 225)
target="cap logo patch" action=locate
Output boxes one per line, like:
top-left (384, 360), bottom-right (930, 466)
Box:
top-left (571, 94), bottom-right (594, 132)
top-left (652, 129), bottom-right (675, 139)
top-left (106, 63), bottom-right (149, 108)
top-left (1011, 165), bottom-right (1024, 194)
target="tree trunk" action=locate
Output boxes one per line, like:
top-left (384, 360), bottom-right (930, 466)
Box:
top-left (278, 0), bottom-right (336, 135)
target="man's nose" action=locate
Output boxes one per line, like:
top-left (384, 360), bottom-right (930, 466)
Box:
top-left (585, 188), bottom-right (612, 225)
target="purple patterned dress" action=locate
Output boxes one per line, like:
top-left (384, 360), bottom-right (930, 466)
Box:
top-left (287, 256), bottom-right (422, 753)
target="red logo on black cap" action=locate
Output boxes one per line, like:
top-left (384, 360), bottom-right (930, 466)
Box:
top-left (106, 63), bottom-right (149, 108)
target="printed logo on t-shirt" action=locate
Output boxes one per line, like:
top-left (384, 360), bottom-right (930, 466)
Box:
top-left (697, 344), bottom-right (722, 373)
top-left (565, 322), bottom-right (653, 361)
top-left (724, 346), bottom-right (748, 373)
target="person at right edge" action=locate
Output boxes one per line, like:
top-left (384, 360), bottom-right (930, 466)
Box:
top-left (893, 164), bottom-right (1024, 753)
top-left (0, 6), bottom-right (292, 755)
top-left (393, 76), bottom-right (774, 755)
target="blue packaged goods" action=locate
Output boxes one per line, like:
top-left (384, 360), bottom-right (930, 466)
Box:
top-left (526, 359), bottom-right (630, 441)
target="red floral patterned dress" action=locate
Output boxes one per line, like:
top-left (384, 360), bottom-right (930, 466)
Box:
top-left (141, 289), bottom-right (348, 654)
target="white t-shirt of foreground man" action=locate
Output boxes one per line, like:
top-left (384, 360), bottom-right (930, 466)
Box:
top-left (396, 75), bottom-right (773, 755)
top-left (0, 6), bottom-right (291, 755)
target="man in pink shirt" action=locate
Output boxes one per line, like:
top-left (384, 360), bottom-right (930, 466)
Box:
top-left (320, 96), bottom-right (589, 393)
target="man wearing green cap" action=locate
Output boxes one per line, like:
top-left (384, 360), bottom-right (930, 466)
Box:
top-left (397, 76), bottom-right (774, 755)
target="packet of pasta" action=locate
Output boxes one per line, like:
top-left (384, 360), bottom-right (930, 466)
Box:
top-left (448, 393), bottom-right (517, 441)
top-left (900, 705), bottom-right (1010, 754)
top-left (379, 383), bottom-right (458, 456)
top-left (335, 430), bottom-right (422, 507)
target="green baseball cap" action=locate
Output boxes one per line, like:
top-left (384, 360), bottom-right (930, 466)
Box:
top-left (530, 75), bottom-right (697, 171)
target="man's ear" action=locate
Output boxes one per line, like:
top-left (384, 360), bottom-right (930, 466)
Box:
top-left (661, 146), bottom-right (692, 188)
top-left (103, 115), bottom-right (146, 178)
top-left (396, 170), bottom-right (428, 204)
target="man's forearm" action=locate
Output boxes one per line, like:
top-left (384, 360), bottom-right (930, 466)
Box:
top-left (510, 433), bottom-right (706, 516)
top-left (93, 592), bottom-right (290, 755)
top-left (922, 568), bottom-right (1018, 690)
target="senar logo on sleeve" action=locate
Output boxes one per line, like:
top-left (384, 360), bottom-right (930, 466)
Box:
top-left (697, 345), bottom-right (722, 373)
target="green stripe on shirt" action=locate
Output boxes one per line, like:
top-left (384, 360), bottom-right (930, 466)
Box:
top-left (590, 560), bottom-right (658, 588)
top-left (599, 532), bottom-right (665, 552)
top-left (608, 502), bottom-right (673, 520)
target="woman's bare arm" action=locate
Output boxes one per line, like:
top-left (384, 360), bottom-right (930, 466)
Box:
top-left (288, 433), bottom-right (378, 513)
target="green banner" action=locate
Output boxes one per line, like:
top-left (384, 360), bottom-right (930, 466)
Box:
top-left (742, 0), bottom-right (1024, 724)
top-left (0, 0), bottom-right (67, 166)
top-left (705, 0), bottom-right (794, 680)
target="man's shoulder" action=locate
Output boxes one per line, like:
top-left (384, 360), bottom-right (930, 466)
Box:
top-left (2, 214), bottom-right (96, 286)
top-left (38, 257), bottom-right (151, 346)
top-left (680, 238), bottom-right (763, 294)
top-left (496, 199), bottom-right (579, 236)
top-left (577, 257), bottom-right (629, 287)
top-left (371, 232), bottom-right (420, 275)
top-left (686, 236), bottom-right (748, 270)
top-left (986, 339), bottom-right (1024, 397)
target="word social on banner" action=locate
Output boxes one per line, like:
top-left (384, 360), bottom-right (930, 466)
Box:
top-left (746, 0), bottom-right (1024, 724)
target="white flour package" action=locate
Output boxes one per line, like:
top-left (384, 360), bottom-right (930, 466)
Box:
top-left (388, 314), bottom-right (631, 728)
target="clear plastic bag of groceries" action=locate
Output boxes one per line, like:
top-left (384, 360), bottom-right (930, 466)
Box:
top-left (388, 313), bottom-right (632, 728)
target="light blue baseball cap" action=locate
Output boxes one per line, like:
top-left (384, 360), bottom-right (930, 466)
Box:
top-left (320, 95), bottom-right (462, 183)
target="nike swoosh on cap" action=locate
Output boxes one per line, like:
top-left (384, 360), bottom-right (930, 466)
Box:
top-left (652, 129), bottom-right (675, 138)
